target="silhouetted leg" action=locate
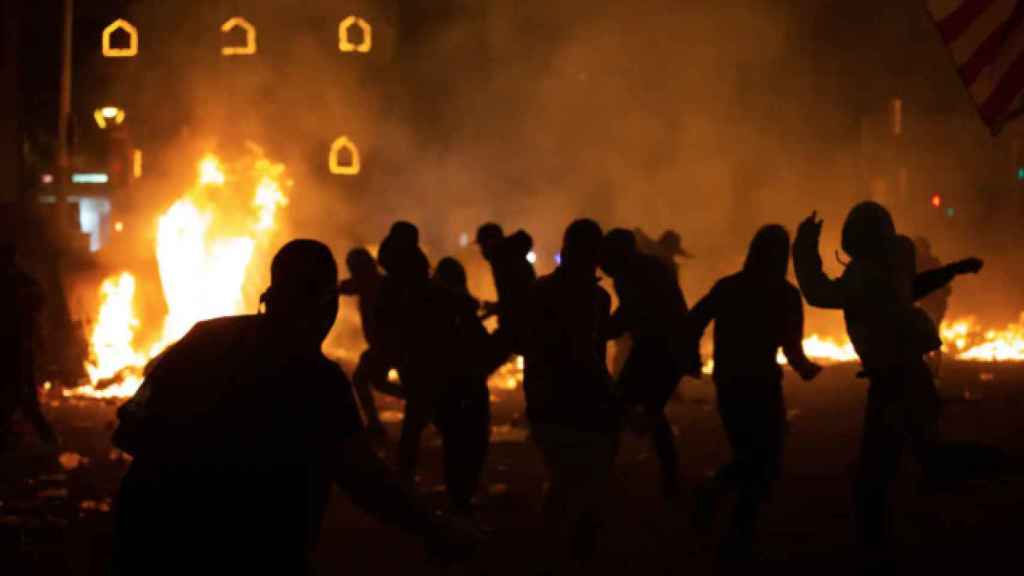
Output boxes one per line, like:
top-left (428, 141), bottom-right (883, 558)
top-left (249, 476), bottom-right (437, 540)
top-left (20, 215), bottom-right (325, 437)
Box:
top-left (854, 378), bottom-right (904, 558)
top-left (398, 400), bottom-right (431, 492)
top-left (903, 361), bottom-right (941, 475)
top-left (649, 408), bottom-right (680, 499)
top-left (533, 423), bottom-right (615, 574)
top-left (353, 350), bottom-right (386, 435)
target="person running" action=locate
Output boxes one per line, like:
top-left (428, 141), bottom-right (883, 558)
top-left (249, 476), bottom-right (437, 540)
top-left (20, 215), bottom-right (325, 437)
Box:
top-left (433, 257), bottom-right (493, 517)
top-left (599, 228), bottom-right (696, 500)
top-left (792, 203), bottom-right (983, 563)
top-left (523, 219), bottom-right (618, 574)
top-left (688, 224), bottom-right (821, 561)
top-left (476, 222), bottom-right (537, 358)
top-left (110, 240), bottom-right (473, 574)
top-left (339, 247), bottom-right (390, 437)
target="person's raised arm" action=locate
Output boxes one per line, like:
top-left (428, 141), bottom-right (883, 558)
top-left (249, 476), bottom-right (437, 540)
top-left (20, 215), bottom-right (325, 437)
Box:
top-left (913, 258), bottom-right (983, 301)
top-left (792, 211), bottom-right (844, 310)
top-left (781, 287), bottom-right (822, 381)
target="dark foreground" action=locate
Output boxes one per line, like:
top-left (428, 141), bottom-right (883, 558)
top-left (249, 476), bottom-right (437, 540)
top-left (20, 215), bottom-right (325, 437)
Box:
top-left (2, 362), bottom-right (1023, 575)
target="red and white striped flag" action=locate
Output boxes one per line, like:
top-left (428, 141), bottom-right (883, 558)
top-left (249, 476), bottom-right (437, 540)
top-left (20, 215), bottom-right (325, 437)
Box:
top-left (928, 0), bottom-right (1024, 134)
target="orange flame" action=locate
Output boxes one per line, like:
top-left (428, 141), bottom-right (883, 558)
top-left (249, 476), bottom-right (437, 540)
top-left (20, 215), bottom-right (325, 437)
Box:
top-left (69, 149), bottom-right (290, 399)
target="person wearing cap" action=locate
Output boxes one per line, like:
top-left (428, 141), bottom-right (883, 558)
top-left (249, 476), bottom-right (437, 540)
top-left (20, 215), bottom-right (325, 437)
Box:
top-left (339, 247), bottom-right (391, 438)
top-left (793, 204), bottom-right (983, 562)
top-left (599, 228), bottom-right (695, 501)
top-left (111, 239), bottom-right (473, 574)
top-left (475, 222), bottom-right (537, 357)
top-left (0, 241), bottom-right (57, 452)
top-left (522, 219), bottom-right (617, 573)
top-left (687, 225), bottom-right (821, 563)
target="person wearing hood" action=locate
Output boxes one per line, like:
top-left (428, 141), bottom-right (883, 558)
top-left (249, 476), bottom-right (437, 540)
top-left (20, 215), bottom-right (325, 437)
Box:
top-left (792, 202), bottom-right (982, 561)
top-left (687, 225), bottom-right (821, 562)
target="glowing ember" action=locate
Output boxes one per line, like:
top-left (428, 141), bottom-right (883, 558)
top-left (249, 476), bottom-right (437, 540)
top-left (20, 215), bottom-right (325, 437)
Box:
top-left (69, 149), bottom-right (291, 399)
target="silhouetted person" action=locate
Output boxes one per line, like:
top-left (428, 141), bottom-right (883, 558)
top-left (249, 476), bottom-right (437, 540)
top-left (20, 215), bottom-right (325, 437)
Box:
top-left (688, 225), bottom-right (821, 561)
top-left (0, 242), bottom-right (56, 452)
top-left (339, 247), bottom-right (390, 437)
top-left (599, 228), bottom-right (696, 500)
top-left (635, 228), bottom-right (693, 277)
top-left (914, 236), bottom-right (951, 380)
top-left (523, 219), bottom-right (617, 574)
top-left (476, 222), bottom-right (537, 357)
top-left (432, 257), bottom-right (493, 517)
top-left (793, 203), bottom-right (982, 562)
top-left (374, 225), bottom-right (480, 511)
top-left (110, 240), bottom-right (470, 574)
top-left (621, 228), bottom-right (694, 384)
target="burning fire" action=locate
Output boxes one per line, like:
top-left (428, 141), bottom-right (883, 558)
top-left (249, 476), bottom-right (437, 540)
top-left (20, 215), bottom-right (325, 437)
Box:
top-left (69, 149), bottom-right (291, 399)
top-left (942, 314), bottom-right (1024, 362)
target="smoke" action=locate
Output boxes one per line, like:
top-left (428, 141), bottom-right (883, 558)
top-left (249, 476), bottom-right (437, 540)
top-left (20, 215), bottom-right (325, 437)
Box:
top-left (89, 0), bottom-right (1023, 347)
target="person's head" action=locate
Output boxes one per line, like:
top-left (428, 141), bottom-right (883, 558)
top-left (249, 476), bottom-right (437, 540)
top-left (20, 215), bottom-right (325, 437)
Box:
top-left (599, 228), bottom-right (637, 278)
top-left (476, 222), bottom-right (504, 261)
top-left (262, 240), bottom-right (340, 349)
top-left (388, 221), bottom-right (419, 247)
top-left (345, 247), bottom-right (379, 281)
top-left (841, 201), bottom-right (895, 260)
top-left (561, 218), bottom-right (603, 276)
top-left (657, 230), bottom-right (691, 259)
top-left (379, 225), bottom-right (430, 282)
top-left (743, 224), bottom-right (791, 279)
top-left (434, 257), bottom-right (469, 294)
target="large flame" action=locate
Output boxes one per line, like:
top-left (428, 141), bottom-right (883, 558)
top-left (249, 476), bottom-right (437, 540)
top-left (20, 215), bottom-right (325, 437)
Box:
top-left (69, 150), bottom-right (290, 399)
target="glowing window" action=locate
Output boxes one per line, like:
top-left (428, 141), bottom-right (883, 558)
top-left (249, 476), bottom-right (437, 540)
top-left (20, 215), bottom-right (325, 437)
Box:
top-left (329, 137), bottom-right (361, 175)
top-left (339, 16), bottom-right (372, 53)
top-left (103, 19), bottom-right (139, 58)
top-left (221, 17), bottom-right (257, 56)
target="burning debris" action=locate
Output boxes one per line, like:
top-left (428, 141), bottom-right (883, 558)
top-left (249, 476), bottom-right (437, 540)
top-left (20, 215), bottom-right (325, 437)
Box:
top-left (67, 148), bottom-right (292, 400)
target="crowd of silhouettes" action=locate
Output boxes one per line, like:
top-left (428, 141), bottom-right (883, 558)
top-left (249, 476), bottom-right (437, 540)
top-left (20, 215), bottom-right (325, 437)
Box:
top-left (69, 199), bottom-right (995, 574)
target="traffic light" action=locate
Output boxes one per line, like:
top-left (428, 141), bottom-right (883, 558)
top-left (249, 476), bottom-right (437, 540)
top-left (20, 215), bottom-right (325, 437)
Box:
top-left (930, 193), bottom-right (942, 208)
top-left (1017, 167), bottom-right (1024, 181)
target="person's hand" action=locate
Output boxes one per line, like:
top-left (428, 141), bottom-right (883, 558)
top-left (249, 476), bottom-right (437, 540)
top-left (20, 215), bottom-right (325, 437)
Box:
top-left (797, 211), bottom-right (824, 243)
top-left (796, 361), bottom-right (823, 382)
top-left (953, 258), bottom-right (984, 275)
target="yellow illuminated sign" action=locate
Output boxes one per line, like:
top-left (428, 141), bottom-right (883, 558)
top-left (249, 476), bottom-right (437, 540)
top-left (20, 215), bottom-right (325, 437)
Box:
top-left (102, 19), bottom-right (139, 58)
top-left (94, 107), bottom-right (126, 129)
top-left (221, 17), bottom-right (257, 56)
top-left (329, 137), bottom-right (361, 175)
top-left (339, 16), bottom-right (372, 53)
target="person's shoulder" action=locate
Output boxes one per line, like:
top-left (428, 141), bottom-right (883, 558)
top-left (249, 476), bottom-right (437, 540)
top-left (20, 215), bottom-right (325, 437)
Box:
top-left (716, 272), bottom-right (743, 290)
top-left (188, 315), bottom-right (261, 341)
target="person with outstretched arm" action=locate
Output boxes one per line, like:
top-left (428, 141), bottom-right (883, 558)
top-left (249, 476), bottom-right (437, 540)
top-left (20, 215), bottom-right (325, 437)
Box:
top-left (792, 203), bottom-right (982, 565)
top-left (111, 240), bottom-right (476, 575)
